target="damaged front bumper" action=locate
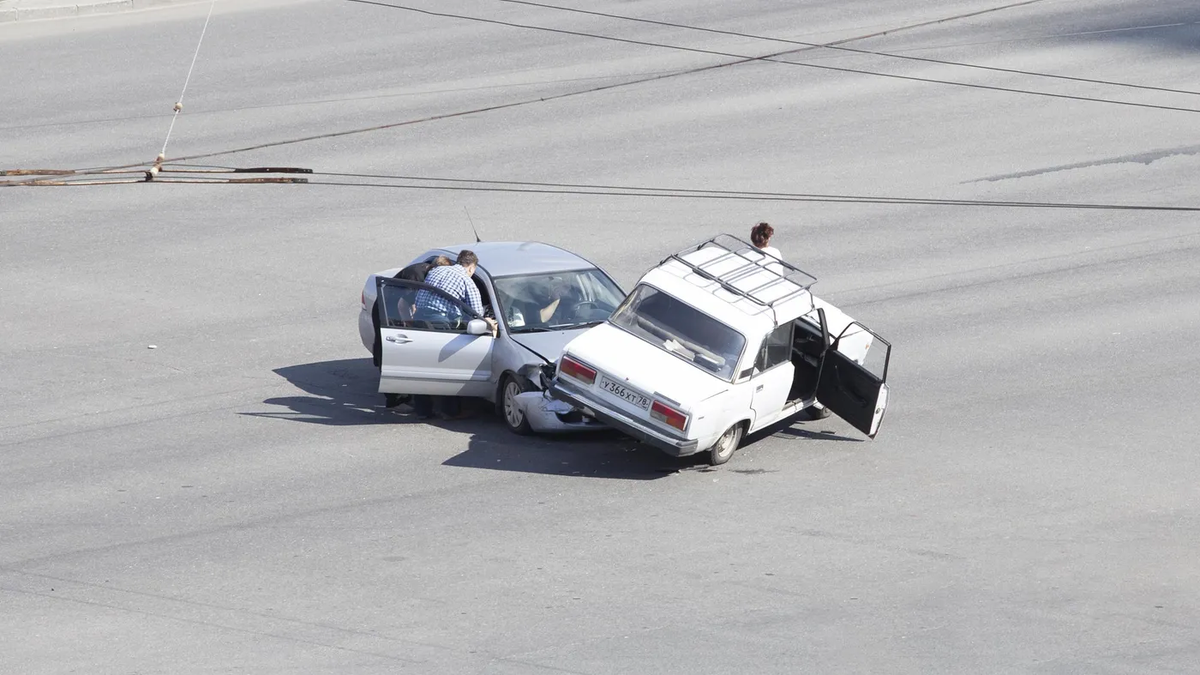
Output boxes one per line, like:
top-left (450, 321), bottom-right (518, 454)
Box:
top-left (512, 390), bottom-right (607, 433)
top-left (510, 363), bottom-right (606, 433)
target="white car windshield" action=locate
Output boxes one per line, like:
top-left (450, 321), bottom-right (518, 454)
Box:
top-left (609, 284), bottom-right (746, 381)
top-left (493, 268), bottom-right (624, 334)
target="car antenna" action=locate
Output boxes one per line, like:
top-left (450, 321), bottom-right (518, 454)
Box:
top-left (464, 207), bottom-right (482, 243)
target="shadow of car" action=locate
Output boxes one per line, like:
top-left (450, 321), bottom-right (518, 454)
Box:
top-left (240, 357), bottom-right (712, 479)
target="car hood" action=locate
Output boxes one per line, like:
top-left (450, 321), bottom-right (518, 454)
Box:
top-left (561, 323), bottom-right (731, 409)
top-left (508, 328), bottom-right (590, 364)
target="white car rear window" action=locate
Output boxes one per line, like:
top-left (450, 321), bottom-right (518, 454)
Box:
top-left (609, 284), bottom-right (746, 381)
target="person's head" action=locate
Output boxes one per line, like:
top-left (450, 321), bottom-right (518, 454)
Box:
top-left (547, 277), bottom-right (570, 301)
top-left (433, 255), bottom-right (452, 267)
top-left (456, 250), bottom-right (479, 275)
top-left (750, 222), bottom-right (774, 248)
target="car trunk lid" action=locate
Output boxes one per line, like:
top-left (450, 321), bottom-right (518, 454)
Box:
top-left (561, 323), bottom-right (730, 425)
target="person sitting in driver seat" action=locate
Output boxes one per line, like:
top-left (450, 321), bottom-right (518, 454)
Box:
top-left (507, 278), bottom-right (569, 329)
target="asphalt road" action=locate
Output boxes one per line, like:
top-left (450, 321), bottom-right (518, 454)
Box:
top-left (3, 1), bottom-right (1200, 672)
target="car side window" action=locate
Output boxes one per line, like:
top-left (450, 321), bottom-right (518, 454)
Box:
top-left (755, 322), bottom-right (793, 372)
top-left (379, 280), bottom-right (480, 333)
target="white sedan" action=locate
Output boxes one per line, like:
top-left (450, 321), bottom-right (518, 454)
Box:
top-left (546, 234), bottom-right (892, 465)
top-left (358, 241), bottom-right (626, 434)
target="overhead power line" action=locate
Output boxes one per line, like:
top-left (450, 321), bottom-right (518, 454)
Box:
top-left (11, 162), bottom-right (1198, 213)
top-left (492, 0), bottom-right (1200, 98)
top-left (296, 169), bottom-right (1200, 212)
top-left (347, 0), bottom-right (1200, 116)
top-left (1, 0), bottom-right (1047, 180)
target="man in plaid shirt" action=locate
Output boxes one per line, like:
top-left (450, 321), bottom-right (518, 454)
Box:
top-left (410, 250), bottom-right (497, 420)
top-left (413, 250), bottom-right (496, 334)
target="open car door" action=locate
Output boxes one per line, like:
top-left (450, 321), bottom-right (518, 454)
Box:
top-left (376, 277), bottom-right (495, 397)
top-left (817, 322), bottom-right (891, 438)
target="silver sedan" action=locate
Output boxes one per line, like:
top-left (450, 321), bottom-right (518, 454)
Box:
top-left (358, 241), bottom-right (625, 434)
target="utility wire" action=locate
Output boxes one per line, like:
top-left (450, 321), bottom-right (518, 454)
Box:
top-left (888, 20), bottom-right (1200, 53)
top-left (160, 0), bottom-right (219, 162)
top-left (17, 0), bottom-right (1040, 179)
top-left (301, 169), bottom-right (1048, 205)
top-left (298, 172), bottom-right (1200, 212)
top-left (12, 163), bottom-right (1197, 213)
top-left (0, 70), bottom-right (680, 133)
top-left (492, 0), bottom-right (1200, 98)
top-left (347, 0), bottom-right (1200, 116)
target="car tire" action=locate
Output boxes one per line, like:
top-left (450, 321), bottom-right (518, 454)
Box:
top-left (707, 422), bottom-right (744, 466)
top-left (500, 374), bottom-right (535, 435)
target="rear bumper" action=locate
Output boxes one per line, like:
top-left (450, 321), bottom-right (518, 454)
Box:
top-left (547, 378), bottom-right (700, 457)
top-left (358, 307), bottom-right (374, 354)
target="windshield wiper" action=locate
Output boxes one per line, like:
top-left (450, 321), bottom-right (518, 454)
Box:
top-left (548, 320), bottom-right (606, 331)
top-left (512, 326), bottom-right (555, 333)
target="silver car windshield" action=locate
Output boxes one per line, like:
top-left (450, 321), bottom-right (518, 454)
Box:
top-left (493, 268), bottom-right (624, 334)
top-left (609, 284), bottom-right (745, 381)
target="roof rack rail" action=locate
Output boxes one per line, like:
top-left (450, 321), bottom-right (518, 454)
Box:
top-left (662, 234), bottom-right (818, 313)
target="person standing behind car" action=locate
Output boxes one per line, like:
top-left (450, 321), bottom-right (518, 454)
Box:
top-left (750, 222), bottom-right (782, 261)
top-left (411, 250), bottom-right (497, 420)
top-left (749, 221), bottom-right (830, 419)
top-left (375, 255), bottom-right (453, 367)
top-left (750, 222), bottom-right (831, 420)
top-left (393, 255), bottom-right (452, 329)
top-left (375, 255), bottom-right (453, 409)
top-left (750, 221), bottom-right (787, 277)
top-left (395, 255), bottom-right (452, 283)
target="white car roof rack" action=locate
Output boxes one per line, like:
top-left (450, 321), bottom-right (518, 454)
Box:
top-left (662, 234), bottom-right (818, 315)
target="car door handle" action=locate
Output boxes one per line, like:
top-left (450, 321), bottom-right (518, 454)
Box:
top-left (385, 335), bottom-right (412, 344)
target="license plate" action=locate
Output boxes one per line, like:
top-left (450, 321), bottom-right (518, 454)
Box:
top-left (599, 376), bottom-right (651, 410)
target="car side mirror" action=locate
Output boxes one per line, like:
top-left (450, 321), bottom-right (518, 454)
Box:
top-left (467, 318), bottom-right (490, 336)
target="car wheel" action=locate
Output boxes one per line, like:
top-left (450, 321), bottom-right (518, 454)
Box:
top-left (500, 374), bottom-right (535, 435)
top-left (707, 422), bottom-right (744, 466)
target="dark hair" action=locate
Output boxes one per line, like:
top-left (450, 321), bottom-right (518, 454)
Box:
top-left (456, 250), bottom-right (479, 267)
top-left (750, 222), bottom-right (774, 248)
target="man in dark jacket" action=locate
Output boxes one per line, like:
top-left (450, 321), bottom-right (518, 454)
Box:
top-left (394, 255), bottom-right (453, 284)
top-left (375, 255), bottom-right (452, 408)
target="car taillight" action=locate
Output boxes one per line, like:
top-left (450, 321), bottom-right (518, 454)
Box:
top-left (651, 400), bottom-right (688, 431)
top-left (559, 355), bottom-right (596, 385)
